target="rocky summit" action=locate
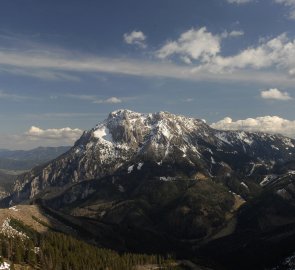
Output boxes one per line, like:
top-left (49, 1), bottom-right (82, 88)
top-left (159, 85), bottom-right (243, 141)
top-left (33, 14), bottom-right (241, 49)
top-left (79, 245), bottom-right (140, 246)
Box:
top-left (9, 109), bottom-right (295, 204)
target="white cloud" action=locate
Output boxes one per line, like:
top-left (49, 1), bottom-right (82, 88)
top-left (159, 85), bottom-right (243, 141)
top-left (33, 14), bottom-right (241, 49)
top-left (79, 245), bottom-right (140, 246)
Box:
top-left (65, 94), bottom-right (122, 104)
top-left (211, 116), bottom-right (295, 138)
top-left (226, 0), bottom-right (253, 4)
top-left (94, 97), bottom-right (122, 104)
top-left (156, 27), bottom-right (221, 63)
top-left (223, 30), bottom-right (244, 38)
top-left (123, 31), bottom-right (147, 48)
top-left (205, 33), bottom-right (295, 73)
top-left (26, 126), bottom-right (83, 141)
top-left (0, 126), bottom-right (83, 150)
top-left (275, 0), bottom-right (295, 19)
top-left (261, 88), bottom-right (292, 100)
top-left (155, 27), bottom-right (243, 64)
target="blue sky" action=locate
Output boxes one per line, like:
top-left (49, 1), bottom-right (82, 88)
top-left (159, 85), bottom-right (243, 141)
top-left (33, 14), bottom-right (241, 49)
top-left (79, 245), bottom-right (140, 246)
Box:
top-left (1, 0), bottom-right (295, 149)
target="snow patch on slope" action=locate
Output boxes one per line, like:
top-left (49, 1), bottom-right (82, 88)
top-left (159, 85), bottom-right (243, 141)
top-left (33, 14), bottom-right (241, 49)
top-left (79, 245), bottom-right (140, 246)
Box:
top-left (235, 131), bottom-right (253, 145)
top-left (0, 261), bottom-right (10, 270)
top-left (128, 165), bottom-right (134, 174)
top-left (215, 132), bottom-right (232, 145)
top-left (93, 126), bottom-right (113, 143)
top-left (137, 163), bottom-right (144, 170)
top-left (260, 174), bottom-right (278, 186)
top-left (0, 218), bottom-right (28, 239)
top-left (159, 176), bottom-right (176, 181)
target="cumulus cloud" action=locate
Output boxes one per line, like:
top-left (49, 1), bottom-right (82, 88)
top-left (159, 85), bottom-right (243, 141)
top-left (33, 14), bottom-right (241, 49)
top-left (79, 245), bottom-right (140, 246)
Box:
top-left (226, 0), bottom-right (252, 4)
top-left (0, 126), bottom-right (83, 150)
top-left (156, 27), bottom-right (243, 64)
top-left (123, 30), bottom-right (147, 48)
top-left (26, 126), bottom-right (83, 141)
top-left (156, 27), bottom-right (221, 64)
top-left (204, 33), bottom-right (295, 74)
top-left (211, 116), bottom-right (295, 138)
top-left (261, 88), bottom-right (292, 100)
top-left (275, 0), bottom-right (295, 19)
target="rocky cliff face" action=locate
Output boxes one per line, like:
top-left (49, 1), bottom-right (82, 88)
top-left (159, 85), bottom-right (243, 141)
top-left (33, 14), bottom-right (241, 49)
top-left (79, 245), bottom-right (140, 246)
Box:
top-left (10, 109), bottom-right (295, 204)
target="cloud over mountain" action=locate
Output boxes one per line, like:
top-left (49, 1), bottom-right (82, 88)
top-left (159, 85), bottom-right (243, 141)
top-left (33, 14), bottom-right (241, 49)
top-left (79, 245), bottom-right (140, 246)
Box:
top-left (26, 126), bottom-right (83, 141)
top-left (211, 116), bottom-right (295, 138)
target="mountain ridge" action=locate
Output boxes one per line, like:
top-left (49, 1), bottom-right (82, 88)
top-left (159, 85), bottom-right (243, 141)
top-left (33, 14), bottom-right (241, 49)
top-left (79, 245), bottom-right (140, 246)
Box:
top-left (7, 109), bottom-right (295, 205)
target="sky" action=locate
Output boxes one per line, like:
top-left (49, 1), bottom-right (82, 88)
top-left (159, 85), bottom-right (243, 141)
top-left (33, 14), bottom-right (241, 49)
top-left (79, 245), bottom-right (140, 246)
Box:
top-left (1, 0), bottom-right (295, 149)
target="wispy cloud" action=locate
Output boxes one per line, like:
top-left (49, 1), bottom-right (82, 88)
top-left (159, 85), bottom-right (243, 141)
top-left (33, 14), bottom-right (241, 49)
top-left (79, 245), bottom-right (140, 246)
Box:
top-left (221, 30), bottom-right (244, 38)
top-left (226, 0), bottom-right (253, 4)
top-left (0, 90), bottom-right (39, 102)
top-left (183, 98), bottom-right (194, 102)
top-left (0, 66), bottom-right (80, 81)
top-left (261, 88), bottom-right (293, 101)
top-left (275, 0), bottom-right (295, 19)
top-left (93, 97), bottom-right (122, 104)
top-left (23, 112), bottom-right (106, 120)
top-left (1, 30), bottom-right (295, 86)
top-left (65, 94), bottom-right (123, 104)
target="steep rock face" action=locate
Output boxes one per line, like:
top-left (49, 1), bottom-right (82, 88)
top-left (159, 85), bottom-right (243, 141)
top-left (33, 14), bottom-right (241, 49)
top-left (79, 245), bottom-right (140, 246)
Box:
top-left (10, 110), bottom-right (295, 204)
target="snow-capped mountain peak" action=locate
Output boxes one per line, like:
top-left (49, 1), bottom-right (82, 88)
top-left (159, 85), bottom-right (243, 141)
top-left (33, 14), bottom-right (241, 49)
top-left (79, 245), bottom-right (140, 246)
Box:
top-left (9, 110), bottom-right (295, 204)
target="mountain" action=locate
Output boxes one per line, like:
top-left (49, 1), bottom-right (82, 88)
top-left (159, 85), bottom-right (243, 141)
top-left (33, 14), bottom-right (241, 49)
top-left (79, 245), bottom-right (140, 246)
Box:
top-left (2, 109), bottom-right (295, 269)
top-left (0, 146), bottom-right (71, 171)
top-left (10, 109), bottom-right (295, 203)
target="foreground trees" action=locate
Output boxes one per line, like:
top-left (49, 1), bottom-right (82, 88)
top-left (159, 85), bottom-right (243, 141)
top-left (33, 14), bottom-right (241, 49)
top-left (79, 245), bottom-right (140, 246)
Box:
top-left (0, 218), bottom-right (178, 270)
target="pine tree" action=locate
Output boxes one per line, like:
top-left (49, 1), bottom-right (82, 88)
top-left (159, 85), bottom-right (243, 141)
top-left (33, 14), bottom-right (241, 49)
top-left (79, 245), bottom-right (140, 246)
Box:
top-left (13, 244), bottom-right (22, 264)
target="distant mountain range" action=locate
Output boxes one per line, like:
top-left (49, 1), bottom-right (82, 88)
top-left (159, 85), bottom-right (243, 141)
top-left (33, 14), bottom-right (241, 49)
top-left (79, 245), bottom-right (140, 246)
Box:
top-left (1, 110), bottom-right (295, 269)
top-left (0, 146), bottom-right (71, 171)
top-left (0, 146), bottom-right (71, 197)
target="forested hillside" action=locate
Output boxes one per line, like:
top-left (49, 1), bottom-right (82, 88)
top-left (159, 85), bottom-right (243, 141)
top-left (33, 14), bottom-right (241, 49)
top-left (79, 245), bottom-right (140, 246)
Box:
top-left (0, 218), bottom-right (182, 270)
